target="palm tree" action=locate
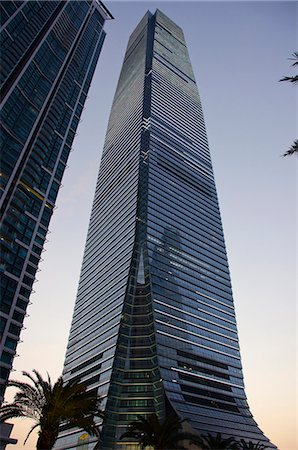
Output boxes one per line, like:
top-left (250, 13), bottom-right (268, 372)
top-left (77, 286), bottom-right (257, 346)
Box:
top-left (238, 439), bottom-right (267, 450)
top-left (0, 370), bottom-right (103, 449)
top-left (194, 432), bottom-right (238, 450)
top-left (279, 51), bottom-right (298, 156)
top-left (120, 413), bottom-right (196, 449)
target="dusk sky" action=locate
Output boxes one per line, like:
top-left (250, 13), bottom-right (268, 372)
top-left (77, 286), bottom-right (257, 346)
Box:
top-left (5, 2), bottom-right (296, 449)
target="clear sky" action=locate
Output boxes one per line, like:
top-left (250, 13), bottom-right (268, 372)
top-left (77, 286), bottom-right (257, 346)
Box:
top-left (5, 1), bottom-right (296, 449)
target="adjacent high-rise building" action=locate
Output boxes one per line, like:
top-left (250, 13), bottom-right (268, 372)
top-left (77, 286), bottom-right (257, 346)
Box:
top-left (0, 0), bottom-right (113, 408)
top-left (56, 10), bottom-right (275, 450)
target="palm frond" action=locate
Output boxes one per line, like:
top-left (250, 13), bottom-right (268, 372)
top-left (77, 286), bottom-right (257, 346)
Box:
top-left (8, 379), bottom-right (38, 395)
top-left (31, 370), bottom-right (53, 400)
top-left (7, 377), bottom-right (44, 417)
top-left (279, 75), bottom-right (298, 84)
top-left (0, 404), bottom-right (26, 422)
top-left (280, 52), bottom-right (298, 83)
top-left (289, 51), bottom-right (298, 66)
top-left (46, 372), bottom-right (52, 389)
top-left (283, 139), bottom-right (298, 157)
top-left (120, 413), bottom-right (198, 449)
top-left (239, 439), bottom-right (267, 449)
top-left (198, 432), bottom-right (238, 449)
top-left (24, 422), bottom-right (40, 445)
top-left (66, 416), bottom-right (100, 436)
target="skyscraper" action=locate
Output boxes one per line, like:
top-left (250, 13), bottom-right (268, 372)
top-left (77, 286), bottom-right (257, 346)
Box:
top-left (56, 10), bottom-right (275, 450)
top-left (0, 0), bottom-right (113, 406)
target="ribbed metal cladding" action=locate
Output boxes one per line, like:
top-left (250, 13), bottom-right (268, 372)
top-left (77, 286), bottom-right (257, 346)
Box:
top-left (0, 0), bottom-right (110, 403)
top-left (57, 9), bottom-right (275, 450)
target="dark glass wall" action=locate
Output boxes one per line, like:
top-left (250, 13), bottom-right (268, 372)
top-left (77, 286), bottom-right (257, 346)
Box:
top-left (0, 0), bottom-right (111, 401)
top-left (148, 11), bottom-right (268, 444)
top-left (56, 9), bottom-right (275, 450)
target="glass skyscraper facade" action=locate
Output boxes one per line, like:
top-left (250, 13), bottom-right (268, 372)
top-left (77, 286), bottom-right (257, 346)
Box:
top-left (0, 0), bottom-right (112, 405)
top-left (56, 10), bottom-right (275, 450)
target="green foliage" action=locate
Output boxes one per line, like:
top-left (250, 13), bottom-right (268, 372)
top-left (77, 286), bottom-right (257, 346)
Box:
top-left (120, 413), bottom-right (196, 449)
top-left (0, 370), bottom-right (103, 449)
